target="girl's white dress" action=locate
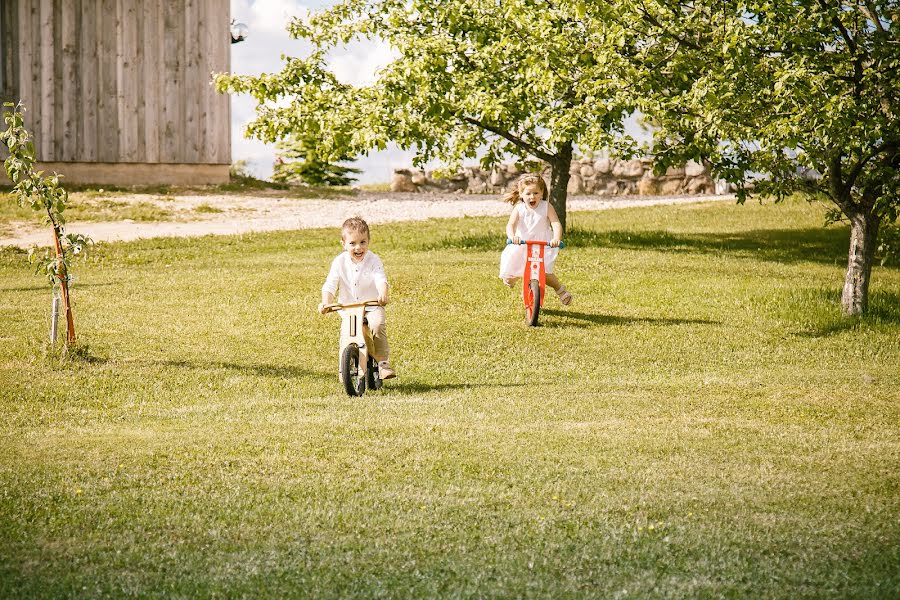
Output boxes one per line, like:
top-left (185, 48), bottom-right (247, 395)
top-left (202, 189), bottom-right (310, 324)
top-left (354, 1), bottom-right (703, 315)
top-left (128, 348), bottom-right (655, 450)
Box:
top-left (499, 200), bottom-right (559, 280)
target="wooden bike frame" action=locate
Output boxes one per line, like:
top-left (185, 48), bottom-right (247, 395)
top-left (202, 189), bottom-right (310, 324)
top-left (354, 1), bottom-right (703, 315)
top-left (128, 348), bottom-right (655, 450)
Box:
top-left (321, 300), bottom-right (381, 389)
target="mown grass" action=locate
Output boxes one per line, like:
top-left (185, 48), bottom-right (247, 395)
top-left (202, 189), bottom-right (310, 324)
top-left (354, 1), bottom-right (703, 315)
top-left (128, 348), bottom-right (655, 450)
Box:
top-left (0, 197), bottom-right (898, 598)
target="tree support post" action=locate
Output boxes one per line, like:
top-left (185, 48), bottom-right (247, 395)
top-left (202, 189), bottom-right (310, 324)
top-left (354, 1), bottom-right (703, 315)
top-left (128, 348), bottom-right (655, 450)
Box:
top-left (52, 224), bottom-right (77, 345)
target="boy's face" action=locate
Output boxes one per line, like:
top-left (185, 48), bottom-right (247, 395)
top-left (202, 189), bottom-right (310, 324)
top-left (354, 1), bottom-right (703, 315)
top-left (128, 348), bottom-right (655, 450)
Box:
top-left (521, 183), bottom-right (543, 209)
top-left (342, 228), bottom-right (370, 263)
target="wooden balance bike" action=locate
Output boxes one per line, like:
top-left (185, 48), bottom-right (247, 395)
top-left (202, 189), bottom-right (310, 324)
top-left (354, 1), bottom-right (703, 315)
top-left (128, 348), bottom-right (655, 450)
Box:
top-left (507, 239), bottom-right (565, 327)
top-left (321, 299), bottom-right (384, 396)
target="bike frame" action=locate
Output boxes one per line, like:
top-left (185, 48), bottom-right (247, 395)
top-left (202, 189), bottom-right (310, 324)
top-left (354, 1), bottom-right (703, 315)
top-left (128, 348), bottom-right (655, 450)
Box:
top-left (507, 239), bottom-right (565, 309)
top-left (322, 300), bottom-right (381, 383)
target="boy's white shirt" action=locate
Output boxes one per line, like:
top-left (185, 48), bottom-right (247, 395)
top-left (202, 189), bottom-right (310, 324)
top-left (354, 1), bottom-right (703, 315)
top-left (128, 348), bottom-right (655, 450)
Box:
top-left (322, 250), bottom-right (388, 305)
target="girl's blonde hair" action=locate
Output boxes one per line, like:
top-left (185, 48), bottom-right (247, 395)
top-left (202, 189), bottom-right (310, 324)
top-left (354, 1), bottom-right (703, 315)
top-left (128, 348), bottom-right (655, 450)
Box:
top-left (501, 174), bottom-right (549, 205)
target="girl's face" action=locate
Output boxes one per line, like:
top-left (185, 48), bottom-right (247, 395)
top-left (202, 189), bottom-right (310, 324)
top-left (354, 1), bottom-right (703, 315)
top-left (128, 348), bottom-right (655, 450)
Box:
top-left (520, 183), bottom-right (543, 209)
top-left (342, 229), bottom-right (370, 263)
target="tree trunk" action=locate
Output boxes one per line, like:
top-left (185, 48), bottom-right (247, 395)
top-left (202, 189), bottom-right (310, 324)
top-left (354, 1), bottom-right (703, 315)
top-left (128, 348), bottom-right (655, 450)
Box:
top-left (548, 140), bottom-right (573, 232)
top-left (841, 210), bottom-right (880, 316)
top-left (52, 225), bottom-right (76, 345)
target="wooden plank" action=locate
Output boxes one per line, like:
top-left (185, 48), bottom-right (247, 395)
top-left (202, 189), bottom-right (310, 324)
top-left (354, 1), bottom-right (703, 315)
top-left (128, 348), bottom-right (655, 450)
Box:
top-left (29, 0), bottom-right (42, 159)
top-left (196, 0), bottom-right (209, 162)
top-left (133, 0), bottom-right (145, 162)
top-left (97, 0), bottom-right (118, 162)
top-left (1, 1), bottom-right (20, 105)
top-left (71, 0), bottom-right (82, 160)
top-left (15, 161), bottom-right (230, 185)
top-left (16, 1), bottom-right (33, 130)
top-left (118, 0), bottom-right (139, 161)
top-left (60, 0), bottom-right (77, 160)
top-left (161, 0), bottom-right (183, 162)
top-left (142, 0), bottom-right (160, 163)
top-left (208, 0), bottom-right (230, 165)
top-left (39, 0), bottom-right (54, 161)
top-left (80, 0), bottom-right (98, 161)
top-left (52, 0), bottom-right (64, 160)
top-left (183, 0), bottom-right (200, 162)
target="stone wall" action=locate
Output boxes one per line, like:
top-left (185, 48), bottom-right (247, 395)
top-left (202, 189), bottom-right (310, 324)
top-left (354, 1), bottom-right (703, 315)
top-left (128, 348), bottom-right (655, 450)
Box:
top-left (391, 158), bottom-right (718, 196)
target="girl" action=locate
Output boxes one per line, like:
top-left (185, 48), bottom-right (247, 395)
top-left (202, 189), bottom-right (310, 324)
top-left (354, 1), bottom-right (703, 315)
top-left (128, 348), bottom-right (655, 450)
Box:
top-left (498, 174), bottom-right (573, 305)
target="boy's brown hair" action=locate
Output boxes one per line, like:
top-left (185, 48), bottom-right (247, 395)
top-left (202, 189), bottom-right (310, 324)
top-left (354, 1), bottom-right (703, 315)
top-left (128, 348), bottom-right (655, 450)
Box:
top-left (341, 216), bottom-right (370, 239)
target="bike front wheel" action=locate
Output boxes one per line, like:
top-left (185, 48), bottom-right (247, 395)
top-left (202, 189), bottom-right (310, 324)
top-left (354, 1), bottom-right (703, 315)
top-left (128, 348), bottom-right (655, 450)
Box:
top-left (525, 279), bottom-right (541, 326)
top-left (341, 344), bottom-right (366, 396)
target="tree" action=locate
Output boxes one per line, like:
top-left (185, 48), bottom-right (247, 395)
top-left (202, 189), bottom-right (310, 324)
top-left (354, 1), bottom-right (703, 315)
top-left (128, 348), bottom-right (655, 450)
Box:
top-left (216, 0), bottom-right (636, 230)
top-left (595, 1), bottom-right (899, 316)
top-left (1, 103), bottom-right (92, 346)
top-left (272, 131), bottom-right (361, 186)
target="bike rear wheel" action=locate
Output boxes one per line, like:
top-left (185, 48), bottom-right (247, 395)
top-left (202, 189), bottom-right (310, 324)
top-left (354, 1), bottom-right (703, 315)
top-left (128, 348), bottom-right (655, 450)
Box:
top-left (341, 344), bottom-right (366, 396)
top-left (525, 279), bottom-right (541, 326)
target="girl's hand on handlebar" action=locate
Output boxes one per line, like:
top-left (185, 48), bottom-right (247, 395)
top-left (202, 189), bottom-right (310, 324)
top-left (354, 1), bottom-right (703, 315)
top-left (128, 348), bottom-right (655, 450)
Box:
top-left (512, 235), bottom-right (521, 245)
top-left (549, 237), bottom-right (561, 248)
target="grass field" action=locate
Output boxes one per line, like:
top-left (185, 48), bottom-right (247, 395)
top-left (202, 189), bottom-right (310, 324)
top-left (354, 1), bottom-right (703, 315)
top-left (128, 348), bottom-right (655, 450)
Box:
top-left (1, 197), bottom-right (898, 598)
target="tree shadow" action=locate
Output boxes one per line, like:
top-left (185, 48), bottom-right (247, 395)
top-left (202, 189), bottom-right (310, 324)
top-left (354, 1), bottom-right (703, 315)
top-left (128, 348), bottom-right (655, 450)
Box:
top-left (422, 226), bottom-right (875, 267)
top-left (540, 308), bottom-right (719, 328)
top-left (793, 289), bottom-right (900, 338)
top-left (0, 281), bottom-right (117, 292)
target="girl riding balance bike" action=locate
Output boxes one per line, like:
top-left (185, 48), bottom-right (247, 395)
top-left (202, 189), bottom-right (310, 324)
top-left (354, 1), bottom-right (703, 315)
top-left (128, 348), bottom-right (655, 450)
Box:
top-left (499, 174), bottom-right (573, 325)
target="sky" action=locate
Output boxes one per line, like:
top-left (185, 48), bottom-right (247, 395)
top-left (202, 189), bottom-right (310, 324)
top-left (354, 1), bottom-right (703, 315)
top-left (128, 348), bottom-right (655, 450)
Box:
top-left (230, 0), bottom-right (414, 184)
top-left (228, 1), bottom-right (650, 184)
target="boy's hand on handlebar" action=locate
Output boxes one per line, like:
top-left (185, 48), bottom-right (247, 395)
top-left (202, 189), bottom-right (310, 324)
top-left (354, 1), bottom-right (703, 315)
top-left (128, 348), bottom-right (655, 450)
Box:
top-left (317, 302), bottom-right (328, 314)
top-left (377, 293), bottom-right (389, 306)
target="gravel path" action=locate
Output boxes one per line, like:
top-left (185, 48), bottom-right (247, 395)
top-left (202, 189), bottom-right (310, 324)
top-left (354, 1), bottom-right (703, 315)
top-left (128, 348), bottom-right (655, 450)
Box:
top-left (0, 191), bottom-right (734, 248)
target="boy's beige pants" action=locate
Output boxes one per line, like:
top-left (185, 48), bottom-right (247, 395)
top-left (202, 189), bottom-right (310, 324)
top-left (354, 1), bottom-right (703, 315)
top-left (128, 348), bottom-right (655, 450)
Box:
top-left (364, 306), bottom-right (389, 362)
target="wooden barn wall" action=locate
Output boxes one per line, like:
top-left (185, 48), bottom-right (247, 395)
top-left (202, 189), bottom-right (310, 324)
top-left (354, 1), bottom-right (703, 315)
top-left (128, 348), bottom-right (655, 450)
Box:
top-left (15, 0), bottom-right (230, 165)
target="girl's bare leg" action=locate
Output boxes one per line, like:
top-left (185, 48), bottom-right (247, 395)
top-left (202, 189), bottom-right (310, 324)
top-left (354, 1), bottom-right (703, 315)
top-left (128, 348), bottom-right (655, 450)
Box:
top-left (545, 273), bottom-right (562, 292)
top-left (546, 273), bottom-right (573, 305)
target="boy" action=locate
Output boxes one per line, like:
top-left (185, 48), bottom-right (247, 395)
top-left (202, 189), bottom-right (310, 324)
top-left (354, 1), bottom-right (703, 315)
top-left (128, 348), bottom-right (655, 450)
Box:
top-left (318, 217), bottom-right (395, 379)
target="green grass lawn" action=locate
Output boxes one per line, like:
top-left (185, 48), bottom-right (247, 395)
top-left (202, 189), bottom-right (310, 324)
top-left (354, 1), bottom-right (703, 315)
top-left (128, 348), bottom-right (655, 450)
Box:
top-left (1, 198), bottom-right (898, 598)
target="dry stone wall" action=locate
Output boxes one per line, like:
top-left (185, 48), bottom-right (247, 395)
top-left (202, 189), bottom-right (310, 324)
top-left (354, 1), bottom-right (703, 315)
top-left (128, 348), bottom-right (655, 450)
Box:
top-left (391, 158), bottom-right (719, 196)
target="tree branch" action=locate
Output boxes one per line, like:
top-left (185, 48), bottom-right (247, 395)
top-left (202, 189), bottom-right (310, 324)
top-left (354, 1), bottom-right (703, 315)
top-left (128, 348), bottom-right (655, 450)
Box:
top-left (819, 0), bottom-right (858, 54)
top-left (861, 1), bottom-right (887, 35)
top-left (462, 116), bottom-right (557, 163)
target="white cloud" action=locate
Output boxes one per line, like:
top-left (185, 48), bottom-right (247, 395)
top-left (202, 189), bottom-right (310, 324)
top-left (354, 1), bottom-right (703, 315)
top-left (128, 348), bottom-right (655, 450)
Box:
top-left (229, 0), bottom-right (400, 183)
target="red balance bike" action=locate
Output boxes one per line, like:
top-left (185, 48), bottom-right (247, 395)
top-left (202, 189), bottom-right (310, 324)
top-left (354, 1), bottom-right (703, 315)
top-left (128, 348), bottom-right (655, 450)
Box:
top-left (320, 300), bottom-right (384, 397)
top-left (507, 238), bottom-right (565, 327)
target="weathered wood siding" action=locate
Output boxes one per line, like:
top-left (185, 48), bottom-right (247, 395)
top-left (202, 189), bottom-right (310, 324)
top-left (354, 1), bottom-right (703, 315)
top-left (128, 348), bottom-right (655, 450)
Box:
top-left (15, 0), bottom-right (230, 165)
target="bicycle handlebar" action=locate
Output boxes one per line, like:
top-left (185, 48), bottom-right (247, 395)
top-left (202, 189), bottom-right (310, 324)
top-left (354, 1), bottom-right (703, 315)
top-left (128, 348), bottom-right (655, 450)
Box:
top-left (321, 299), bottom-right (382, 314)
top-left (506, 238), bottom-right (566, 249)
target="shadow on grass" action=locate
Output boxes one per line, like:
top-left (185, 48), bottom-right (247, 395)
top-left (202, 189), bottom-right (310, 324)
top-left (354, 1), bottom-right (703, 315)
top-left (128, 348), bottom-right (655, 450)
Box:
top-left (156, 359), bottom-right (327, 380)
top-left (424, 226), bottom-right (864, 267)
top-left (540, 309), bottom-right (719, 328)
top-left (1, 281), bottom-right (117, 292)
top-left (390, 381), bottom-right (526, 394)
top-left (793, 289), bottom-right (900, 337)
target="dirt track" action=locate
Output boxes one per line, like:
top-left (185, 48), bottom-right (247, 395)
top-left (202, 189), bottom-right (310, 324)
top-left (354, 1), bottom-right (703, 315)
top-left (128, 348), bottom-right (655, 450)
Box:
top-left (0, 191), bottom-right (734, 248)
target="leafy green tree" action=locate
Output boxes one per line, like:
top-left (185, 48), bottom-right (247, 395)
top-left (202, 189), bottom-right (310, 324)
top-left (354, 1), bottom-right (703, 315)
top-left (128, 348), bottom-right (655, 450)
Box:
top-left (272, 132), bottom-right (361, 186)
top-left (1, 102), bottom-right (92, 346)
top-left (594, 1), bottom-right (899, 316)
top-left (216, 0), bottom-right (636, 230)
